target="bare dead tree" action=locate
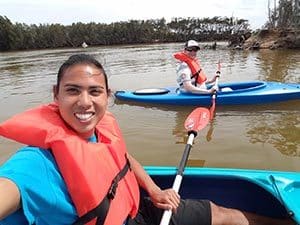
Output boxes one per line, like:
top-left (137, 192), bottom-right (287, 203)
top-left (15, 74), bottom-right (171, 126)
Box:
top-left (266, 0), bottom-right (300, 29)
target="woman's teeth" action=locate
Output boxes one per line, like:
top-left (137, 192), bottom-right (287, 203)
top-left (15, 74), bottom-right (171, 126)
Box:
top-left (75, 112), bottom-right (93, 121)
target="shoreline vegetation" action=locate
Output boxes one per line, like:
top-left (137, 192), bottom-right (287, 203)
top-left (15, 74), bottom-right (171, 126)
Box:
top-left (0, 1), bottom-right (299, 52)
top-left (0, 15), bottom-right (251, 52)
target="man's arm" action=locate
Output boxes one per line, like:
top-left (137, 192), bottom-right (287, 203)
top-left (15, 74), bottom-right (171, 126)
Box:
top-left (183, 80), bottom-right (216, 94)
top-left (205, 73), bottom-right (219, 85)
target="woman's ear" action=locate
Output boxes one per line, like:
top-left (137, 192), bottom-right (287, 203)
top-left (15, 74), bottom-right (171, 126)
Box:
top-left (107, 88), bottom-right (112, 97)
top-left (53, 85), bottom-right (58, 101)
top-left (107, 88), bottom-right (115, 108)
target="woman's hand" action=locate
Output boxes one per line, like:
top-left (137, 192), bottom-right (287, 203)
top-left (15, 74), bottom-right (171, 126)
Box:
top-left (149, 188), bottom-right (180, 212)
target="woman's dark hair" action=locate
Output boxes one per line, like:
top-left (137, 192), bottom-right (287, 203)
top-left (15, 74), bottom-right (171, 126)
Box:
top-left (56, 54), bottom-right (109, 93)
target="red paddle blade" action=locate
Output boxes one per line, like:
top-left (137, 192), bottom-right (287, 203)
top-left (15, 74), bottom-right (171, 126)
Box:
top-left (184, 107), bottom-right (210, 132)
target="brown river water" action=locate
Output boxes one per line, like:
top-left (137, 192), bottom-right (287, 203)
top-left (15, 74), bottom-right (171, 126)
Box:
top-left (0, 42), bottom-right (299, 171)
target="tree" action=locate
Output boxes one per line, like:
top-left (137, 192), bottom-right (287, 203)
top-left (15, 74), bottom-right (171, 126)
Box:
top-left (267, 0), bottom-right (300, 29)
top-left (0, 16), bottom-right (13, 50)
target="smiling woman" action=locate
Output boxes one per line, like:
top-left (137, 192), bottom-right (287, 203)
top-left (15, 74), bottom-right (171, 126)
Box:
top-left (53, 60), bottom-right (110, 139)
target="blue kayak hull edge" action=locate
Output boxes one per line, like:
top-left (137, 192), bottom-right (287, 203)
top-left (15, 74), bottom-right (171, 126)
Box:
top-left (145, 166), bottom-right (300, 223)
top-left (115, 81), bottom-right (300, 106)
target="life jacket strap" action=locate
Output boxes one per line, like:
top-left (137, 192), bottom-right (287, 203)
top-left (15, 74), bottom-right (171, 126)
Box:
top-left (191, 69), bottom-right (202, 87)
top-left (73, 156), bottom-right (131, 225)
top-left (108, 157), bottom-right (131, 200)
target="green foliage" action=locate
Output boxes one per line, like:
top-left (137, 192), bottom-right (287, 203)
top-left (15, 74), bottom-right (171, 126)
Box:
top-left (0, 15), bottom-right (250, 51)
top-left (0, 16), bottom-right (14, 50)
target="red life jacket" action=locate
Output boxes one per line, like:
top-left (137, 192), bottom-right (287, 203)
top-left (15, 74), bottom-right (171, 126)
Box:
top-left (174, 52), bottom-right (207, 85)
top-left (0, 103), bottom-right (139, 225)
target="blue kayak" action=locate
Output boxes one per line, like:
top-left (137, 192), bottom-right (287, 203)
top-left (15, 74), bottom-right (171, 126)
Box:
top-left (145, 166), bottom-right (300, 224)
top-left (115, 81), bottom-right (300, 106)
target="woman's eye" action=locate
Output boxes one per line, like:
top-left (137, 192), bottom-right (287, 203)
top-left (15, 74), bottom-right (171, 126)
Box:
top-left (90, 89), bottom-right (101, 96)
top-left (66, 88), bottom-right (79, 95)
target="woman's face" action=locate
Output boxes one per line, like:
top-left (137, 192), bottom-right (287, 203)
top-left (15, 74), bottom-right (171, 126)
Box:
top-left (54, 63), bottom-right (108, 139)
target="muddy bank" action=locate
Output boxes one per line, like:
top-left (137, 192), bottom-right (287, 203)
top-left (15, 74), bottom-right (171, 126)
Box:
top-left (242, 29), bottom-right (300, 50)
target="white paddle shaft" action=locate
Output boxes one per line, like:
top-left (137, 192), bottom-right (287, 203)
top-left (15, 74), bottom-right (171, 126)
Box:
top-left (159, 133), bottom-right (195, 225)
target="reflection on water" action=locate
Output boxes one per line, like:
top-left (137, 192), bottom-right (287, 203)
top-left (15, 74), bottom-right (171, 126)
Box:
top-left (115, 96), bottom-right (300, 171)
top-left (205, 120), bottom-right (215, 142)
top-left (215, 101), bottom-right (300, 157)
top-left (170, 108), bottom-right (217, 144)
top-left (247, 111), bottom-right (300, 157)
top-left (0, 43), bottom-right (300, 171)
top-left (258, 49), bottom-right (300, 83)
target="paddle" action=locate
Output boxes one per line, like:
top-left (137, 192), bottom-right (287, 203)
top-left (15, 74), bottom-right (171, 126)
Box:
top-left (159, 107), bottom-right (210, 225)
top-left (209, 61), bottom-right (221, 120)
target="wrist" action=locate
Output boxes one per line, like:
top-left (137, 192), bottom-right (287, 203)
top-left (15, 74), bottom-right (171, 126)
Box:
top-left (148, 185), bottom-right (161, 197)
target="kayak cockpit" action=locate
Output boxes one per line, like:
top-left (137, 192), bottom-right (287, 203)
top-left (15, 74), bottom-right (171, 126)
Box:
top-left (219, 81), bottom-right (266, 93)
top-left (145, 173), bottom-right (293, 220)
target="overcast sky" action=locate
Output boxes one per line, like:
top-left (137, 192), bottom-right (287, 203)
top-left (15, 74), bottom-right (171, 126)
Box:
top-left (0, 0), bottom-right (276, 29)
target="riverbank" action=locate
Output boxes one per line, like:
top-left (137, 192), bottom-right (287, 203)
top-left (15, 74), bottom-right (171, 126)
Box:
top-left (243, 28), bottom-right (300, 50)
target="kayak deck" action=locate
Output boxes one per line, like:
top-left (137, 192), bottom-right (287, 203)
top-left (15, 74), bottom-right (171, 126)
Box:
top-left (115, 81), bottom-right (300, 106)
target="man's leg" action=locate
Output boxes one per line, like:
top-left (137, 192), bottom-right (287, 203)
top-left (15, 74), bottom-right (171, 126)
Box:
top-left (210, 201), bottom-right (295, 225)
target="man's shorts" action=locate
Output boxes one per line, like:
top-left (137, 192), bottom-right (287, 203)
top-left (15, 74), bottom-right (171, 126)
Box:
top-left (127, 197), bottom-right (211, 225)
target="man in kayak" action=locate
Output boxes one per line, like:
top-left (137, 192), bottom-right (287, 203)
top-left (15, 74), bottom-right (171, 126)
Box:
top-left (0, 54), bottom-right (294, 225)
top-left (174, 40), bottom-right (219, 94)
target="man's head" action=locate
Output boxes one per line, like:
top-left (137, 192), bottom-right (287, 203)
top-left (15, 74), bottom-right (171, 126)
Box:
top-left (184, 40), bottom-right (200, 58)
